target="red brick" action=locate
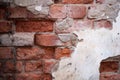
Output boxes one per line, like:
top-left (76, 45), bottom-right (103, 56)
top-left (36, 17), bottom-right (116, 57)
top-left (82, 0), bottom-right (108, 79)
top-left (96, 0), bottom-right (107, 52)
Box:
top-left (16, 21), bottom-right (53, 32)
top-left (100, 73), bottom-right (120, 80)
top-left (8, 7), bottom-right (27, 18)
top-left (67, 5), bottom-right (86, 19)
top-left (42, 47), bottom-right (55, 59)
top-left (100, 61), bottom-right (119, 73)
top-left (96, 0), bottom-right (105, 3)
top-left (43, 59), bottom-right (57, 73)
top-left (6, 74), bottom-right (14, 80)
top-left (16, 73), bottom-right (42, 80)
top-left (42, 74), bottom-right (52, 80)
top-left (0, 47), bottom-right (13, 59)
top-left (0, 9), bottom-right (5, 19)
top-left (0, 21), bottom-right (12, 33)
top-left (49, 4), bottom-right (67, 19)
top-left (55, 47), bottom-right (72, 59)
top-left (62, 0), bottom-right (93, 4)
top-left (25, 61), bottom-right (42, 72)
top-left (94, 20), bottom-right (112, 29)
top-left (16, 47), bottom-right (43, 60)
top-left (16, 61), bottom-right (23, 72)
top-left (35, 34), bottom-right (63, 46)
top-left (4, 61), bottom-right (15, 73)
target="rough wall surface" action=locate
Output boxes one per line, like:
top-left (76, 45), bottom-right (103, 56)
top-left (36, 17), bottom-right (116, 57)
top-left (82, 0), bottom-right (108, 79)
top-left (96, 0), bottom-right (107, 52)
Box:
top-left (0, 0), bottom-right (120, 80)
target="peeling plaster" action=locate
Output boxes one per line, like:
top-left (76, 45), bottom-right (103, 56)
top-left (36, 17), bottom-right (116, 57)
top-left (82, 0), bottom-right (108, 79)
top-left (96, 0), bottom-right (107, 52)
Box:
top-left (52, 6), bottom-right (120, 80)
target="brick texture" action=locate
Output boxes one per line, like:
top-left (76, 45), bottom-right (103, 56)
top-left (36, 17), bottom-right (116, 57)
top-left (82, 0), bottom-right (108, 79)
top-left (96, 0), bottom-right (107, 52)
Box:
top-left (62, 0), bottom-right (93, 4)
top-left (16, 21), bottom-right (53, 32)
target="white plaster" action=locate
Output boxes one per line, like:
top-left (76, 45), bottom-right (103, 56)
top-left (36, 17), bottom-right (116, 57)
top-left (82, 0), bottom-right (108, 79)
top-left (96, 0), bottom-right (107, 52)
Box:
top-left (35, 5), bottom-right (42, 11)
top-left (52, 9), bottom-right (120, 80)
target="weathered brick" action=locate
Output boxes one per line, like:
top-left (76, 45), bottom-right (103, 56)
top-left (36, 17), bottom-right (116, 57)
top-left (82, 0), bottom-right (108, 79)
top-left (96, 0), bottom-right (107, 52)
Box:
top-left (35, 34), bottom-right (63, 46)
top-left (100, 73), bottom-right (120, 80)
top-left (0, 9), bottom-right (5, 19)
top-left (25, 61), bottom-right (42, 72)
top-left (67, 5), bottom-right (86, 19)
top-left (13, 33), bottom-right (34, 46)
top-left (0, 21), bottom-right (12, 33)
top-left (16, 61), bottom-right (23, 72)
top-left (42, 47), bottom-right (55, 59)
top-left (0, 34), bottom-right (12, 46)
top-left (16, 21), bottom-right (53, 32)
top-left (42, 74), bottom-right (52, 80)
top-left (55, 47), bottom-right (72, 59)
top-left (6, 74), bottom-right (14, 80)
top-left (16, 47), bottom-right (43, 60)
top-left (100, 61), bottom-right (119, 73)
top-left (8, 7), bottom-right (27, 18)
top-left (3, 61), bottom-right (15, 73)
top-left (0, 47), bottom-right (13, 59)
top-left (43, 59), bottom-right (57, 73)
top-left (49, 4), bottom-right (67, 19)
top-left (94, 20), bottom-right (112, 29)
top-left (55, 20), bottom-right (93, 33)
top-left (62, 0), bottom-right (93, 4)
top-left (16, 73), bottom-right (42, 80)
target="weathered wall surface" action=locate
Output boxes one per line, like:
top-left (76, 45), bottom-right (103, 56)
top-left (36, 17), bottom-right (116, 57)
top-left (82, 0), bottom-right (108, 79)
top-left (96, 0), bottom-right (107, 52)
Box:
top-left (0, 0), bottom-right (120, 80)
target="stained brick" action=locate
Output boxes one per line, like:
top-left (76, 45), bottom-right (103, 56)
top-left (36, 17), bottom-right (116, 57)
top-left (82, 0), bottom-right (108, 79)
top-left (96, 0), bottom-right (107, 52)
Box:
top-left (16, 73), bottom-right (42, 80)
top-left (49, 4), bottom-right (67, 19)
top-left (43, 59), bottom-right (57, 73)
top-left (42, 74), bottom-right (52, 80)
top-left (35, 34), bottom-right (63, 46)
top-left (16, 47), bottom-right (43, 60)
top-left (16, 21), bottom-right (53, 32)
top-left (62, 0), bottom-right (93, 4)
top-left (94, 20), bottom-right (112, 29)
top-left (8, 7), bottom-right (27, 18)
top-left (16, 61), bottom-right (23, 72)
top-left (0, 47), bottom-right (13, 59)
top-left (67, 5), bottom-right (86, 19)
top-left (0, 21), bottom-right (12, 33)
top-left (100, 73), bottom-right (120, 80)
top-left (55, 47), bottom-right (72, 59)
top-left (0, 9), bottom-right (5, 19)
top-left (25, 61), bottom-right (42, 72)
top-left (100, 61), bottom-right (119, 73)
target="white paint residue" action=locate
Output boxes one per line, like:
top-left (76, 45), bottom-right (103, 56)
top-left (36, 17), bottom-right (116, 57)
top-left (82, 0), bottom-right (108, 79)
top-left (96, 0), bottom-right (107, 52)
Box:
top-left (52, 11), bottom-right (120, 80)
top-left (35, 5), bottom-right (42, 11)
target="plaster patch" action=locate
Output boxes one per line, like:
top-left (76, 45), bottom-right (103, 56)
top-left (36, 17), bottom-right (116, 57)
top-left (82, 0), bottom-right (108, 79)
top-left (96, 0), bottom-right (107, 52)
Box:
top-left (52, 8), bottom-right (120, 80)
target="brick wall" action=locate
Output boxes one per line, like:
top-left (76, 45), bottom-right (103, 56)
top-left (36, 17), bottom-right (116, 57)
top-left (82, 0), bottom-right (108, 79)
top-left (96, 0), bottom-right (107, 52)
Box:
top-left (0, 0), bottom-right (120, 80)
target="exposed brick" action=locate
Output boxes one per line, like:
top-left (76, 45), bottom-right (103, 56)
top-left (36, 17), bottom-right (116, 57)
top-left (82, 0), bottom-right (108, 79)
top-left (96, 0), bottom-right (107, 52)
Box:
top-left (16, 47), bottom-right (43, 60)
top-left (25, 61), bottom-right (42, 72)
top-left (100, 61), bottom-right (119, 73)
top-left (0, 9), bottom-right (5, 19)
top-left (62, 0), bottom-right (93, 4)
top-left (96, 0), bottom-right (105, 3)
top-left (0, 47), bottom-right (13, 59)
top-left (67, 5), bottom-right (86, 19)
top-left (0, 21), bottom-right (12, 33)
top-left (55, 47), bottom-right (72, 59)
top-left (8, 7), bottom-right (27, 18)
top-left (42, 74), bottom-right (52, 80)
top-left (100, 73), bottom-right (120, 80)
top-left (42, 47), bottom-right (55, 59)
top-left (49, 4), bottom-right (67, 19)
top-left (43, 59), bottom-right (57, 73)
top-left (35, 34), bottom-right (63, 46)
top-left (16, 73), bottom-right (42, 80)
top-left (94, 20), bottom-right (112, 29)
top-left (6, 74), bottom-right (14, 80)
top-left (16, 21), bottom-right (53, 32)
top-left (3, 61), bottom-right (15, 73)
top-left (16, 61), bottom-right (23, 72)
